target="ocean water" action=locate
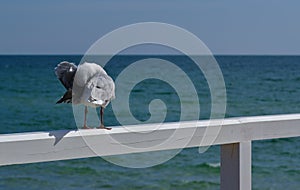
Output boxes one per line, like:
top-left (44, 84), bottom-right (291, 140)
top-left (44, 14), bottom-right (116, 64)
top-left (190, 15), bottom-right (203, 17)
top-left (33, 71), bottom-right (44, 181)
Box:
top-left (0, 55), bottom-right (299, 189)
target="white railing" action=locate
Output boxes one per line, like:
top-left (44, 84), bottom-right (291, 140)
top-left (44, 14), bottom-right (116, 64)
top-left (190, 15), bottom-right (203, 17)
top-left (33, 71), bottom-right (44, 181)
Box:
top-left (1, 114), bottom-right (300, 190)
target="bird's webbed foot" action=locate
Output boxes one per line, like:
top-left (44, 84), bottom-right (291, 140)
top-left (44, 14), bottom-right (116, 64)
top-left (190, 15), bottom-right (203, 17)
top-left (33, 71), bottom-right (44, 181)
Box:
top-left (82, 125), bottom-right (91, 129)
top-left (97, 124), bottom-right (112, 130)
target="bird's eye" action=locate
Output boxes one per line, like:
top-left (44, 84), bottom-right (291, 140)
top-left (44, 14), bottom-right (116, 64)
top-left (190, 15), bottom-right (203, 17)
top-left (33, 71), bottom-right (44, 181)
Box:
top-left (96, 86), bottom-right (101, 89)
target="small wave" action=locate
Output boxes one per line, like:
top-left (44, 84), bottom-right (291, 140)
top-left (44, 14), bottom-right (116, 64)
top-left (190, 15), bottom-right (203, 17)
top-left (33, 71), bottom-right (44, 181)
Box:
top-left (131, 89), bottom-right (144, 93)
top-left (269, 138), bottom-right (294, 143)
top-left (1, 176), bottom-right (50, 187)
top-left (155, 92), bottom-right (173, 95)
top-left (196, 162), bottom-right (220, 169)
top-left (171, 180), bottom-right (219, 189)
top-left (286, 169), bottom-right (300, 175)
top-left (263, 78), bottom-right (284, 82)
top-left (56, 166), bottom-right (98, 175)
top-left (207, 162), bottom-right (220, 168)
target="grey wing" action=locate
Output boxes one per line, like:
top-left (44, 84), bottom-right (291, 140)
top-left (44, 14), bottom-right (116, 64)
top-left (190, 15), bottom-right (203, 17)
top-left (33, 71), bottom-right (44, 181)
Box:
top-left (89, 74), bottom-right (115, 107)
top-left (55, 61), bottom-right (77, 90)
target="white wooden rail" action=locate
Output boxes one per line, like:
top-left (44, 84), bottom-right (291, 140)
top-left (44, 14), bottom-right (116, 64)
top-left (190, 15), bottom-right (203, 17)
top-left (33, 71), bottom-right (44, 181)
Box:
top-left (1, 114), bottom-right (300, 190)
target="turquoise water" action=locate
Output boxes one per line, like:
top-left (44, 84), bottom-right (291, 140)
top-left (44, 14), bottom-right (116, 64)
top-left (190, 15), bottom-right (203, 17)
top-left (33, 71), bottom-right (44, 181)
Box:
top-left (0, 55), bottom-right (299, 189)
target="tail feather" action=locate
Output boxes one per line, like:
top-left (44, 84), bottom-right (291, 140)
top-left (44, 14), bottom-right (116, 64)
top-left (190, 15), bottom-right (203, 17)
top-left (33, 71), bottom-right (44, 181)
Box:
top-left (56, 89), bottom-right (72, 104)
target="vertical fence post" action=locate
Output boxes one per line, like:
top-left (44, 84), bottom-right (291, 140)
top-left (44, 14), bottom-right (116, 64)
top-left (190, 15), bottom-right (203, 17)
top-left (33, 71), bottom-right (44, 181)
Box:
top-left (220, 141), bottom-right (252, 190)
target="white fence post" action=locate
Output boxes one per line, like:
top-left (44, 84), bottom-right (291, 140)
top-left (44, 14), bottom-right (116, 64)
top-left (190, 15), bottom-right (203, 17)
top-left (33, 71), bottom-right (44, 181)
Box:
top-left (220, 141), bottom-right (252, 190)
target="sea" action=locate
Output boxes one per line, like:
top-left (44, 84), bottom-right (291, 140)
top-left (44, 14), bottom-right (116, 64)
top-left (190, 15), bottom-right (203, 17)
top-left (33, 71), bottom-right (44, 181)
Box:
top-left (0, 55), bottom-right (299, 190)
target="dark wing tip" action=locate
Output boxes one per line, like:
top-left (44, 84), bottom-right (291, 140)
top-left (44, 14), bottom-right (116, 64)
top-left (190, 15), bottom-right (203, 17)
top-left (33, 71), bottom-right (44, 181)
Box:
top-left (56, 90), bottom-right (73, 104)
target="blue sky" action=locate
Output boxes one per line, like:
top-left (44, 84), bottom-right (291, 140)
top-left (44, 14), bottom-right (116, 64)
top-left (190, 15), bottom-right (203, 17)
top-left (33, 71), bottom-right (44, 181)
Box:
top-left (0, 0), bottom-right (300, 55)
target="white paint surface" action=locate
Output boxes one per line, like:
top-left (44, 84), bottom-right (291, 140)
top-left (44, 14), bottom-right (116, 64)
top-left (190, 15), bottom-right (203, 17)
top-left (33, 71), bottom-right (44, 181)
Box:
top-left (0, 114), bottom-right (299, 166)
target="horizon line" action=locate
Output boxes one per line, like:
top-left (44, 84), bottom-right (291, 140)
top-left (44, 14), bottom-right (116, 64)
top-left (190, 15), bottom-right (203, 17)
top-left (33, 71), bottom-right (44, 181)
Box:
top-left (0, 54), bottom-right (300, 56)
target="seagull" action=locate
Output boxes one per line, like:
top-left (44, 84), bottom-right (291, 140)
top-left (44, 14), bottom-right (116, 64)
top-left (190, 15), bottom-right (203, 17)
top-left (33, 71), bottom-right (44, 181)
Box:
top-left (55, 61), bottom-right (115, 130)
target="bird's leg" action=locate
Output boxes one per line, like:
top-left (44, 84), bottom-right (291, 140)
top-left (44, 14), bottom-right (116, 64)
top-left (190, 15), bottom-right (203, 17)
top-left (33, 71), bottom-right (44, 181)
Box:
top-left (98, 107), bottom-right (111, 130)
top-left (83, 106), bottom-right (90, 129)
